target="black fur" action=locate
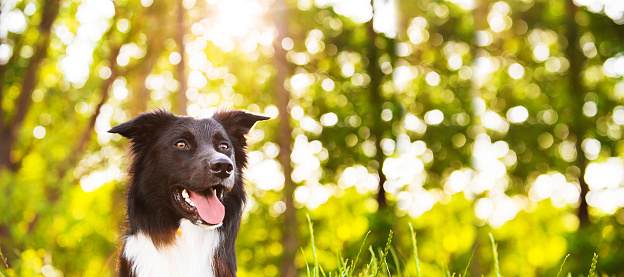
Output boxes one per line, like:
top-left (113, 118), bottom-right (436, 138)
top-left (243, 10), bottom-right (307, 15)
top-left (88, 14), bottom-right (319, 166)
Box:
top-left (110, 109), bottom-right (269, 276)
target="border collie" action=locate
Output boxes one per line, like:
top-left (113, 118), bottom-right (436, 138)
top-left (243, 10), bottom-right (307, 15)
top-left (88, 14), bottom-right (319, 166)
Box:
top-left (109, 109), bottom-right (269, 277)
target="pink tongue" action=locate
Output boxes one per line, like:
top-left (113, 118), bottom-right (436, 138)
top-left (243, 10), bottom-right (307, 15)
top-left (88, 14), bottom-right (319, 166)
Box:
top-left (189, 190), bottom-right (225, 225)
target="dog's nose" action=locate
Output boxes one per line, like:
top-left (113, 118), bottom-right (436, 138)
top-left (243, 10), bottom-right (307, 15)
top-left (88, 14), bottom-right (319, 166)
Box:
top-left (209, 158), bottom-right (234, 178)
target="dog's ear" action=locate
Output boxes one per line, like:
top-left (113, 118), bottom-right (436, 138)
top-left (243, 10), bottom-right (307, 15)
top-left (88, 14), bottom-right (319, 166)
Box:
top-left (214, 110), bottom-right (270, 139)
top-left (108, 110), bottom-right (176, 143)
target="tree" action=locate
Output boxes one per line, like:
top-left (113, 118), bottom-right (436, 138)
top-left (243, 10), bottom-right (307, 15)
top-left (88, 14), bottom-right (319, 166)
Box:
top-left (174, 0), bottom-right (188, 115)
top-left (0, 0), bottom-right (60, 172)
top-left (272, 0), bottom-right (298, 276)
top-left (2, 0), bottom-right (624, 275)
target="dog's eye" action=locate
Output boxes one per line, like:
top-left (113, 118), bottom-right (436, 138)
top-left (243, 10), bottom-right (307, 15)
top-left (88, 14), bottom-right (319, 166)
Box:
top-left (219, 143), bottom-right (229, 151)
top-left (175, 141), bottom-right (187, 149)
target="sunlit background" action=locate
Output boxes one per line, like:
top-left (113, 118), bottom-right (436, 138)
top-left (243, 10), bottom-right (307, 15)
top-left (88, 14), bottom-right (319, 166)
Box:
top-left (1, 0), bottom-right (624, 276)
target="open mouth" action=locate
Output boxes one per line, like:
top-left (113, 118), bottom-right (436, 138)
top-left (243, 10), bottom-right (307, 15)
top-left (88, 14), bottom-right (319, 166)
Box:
top-left (174, 186), bottom-right (226, 226)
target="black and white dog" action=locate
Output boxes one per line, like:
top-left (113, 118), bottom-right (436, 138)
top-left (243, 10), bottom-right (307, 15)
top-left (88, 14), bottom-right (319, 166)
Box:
top-left (109, 109), bottom-right (268, 277)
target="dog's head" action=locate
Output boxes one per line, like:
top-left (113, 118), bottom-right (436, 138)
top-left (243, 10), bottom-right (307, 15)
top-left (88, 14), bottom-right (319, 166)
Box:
top-left (109, 110), bottom-right (268, 238)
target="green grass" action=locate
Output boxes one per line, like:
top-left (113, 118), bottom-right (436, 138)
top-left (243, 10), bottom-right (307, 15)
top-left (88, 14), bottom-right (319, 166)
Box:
top-left (462, 243), bottom-right (478, 277)
top-left (306, 215), bottom-right (323, 277)
top-left (556, 254), bottom-right (570, 277)
top-left (588, 253), bottom-right (598, 277)
top-left (0, 220), bottom-right (605, 276)
top-left (302, 218), bottom-right (602, 277)
top-left (0, 247), bottom-right (10, 277)
top-left (409, 223), bottom-right (421, 277)
top-left (489, 233), bottom-right (500, 277)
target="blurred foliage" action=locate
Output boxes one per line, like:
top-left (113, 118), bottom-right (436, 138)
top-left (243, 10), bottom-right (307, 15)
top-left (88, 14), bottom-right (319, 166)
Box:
top-left (1, 0), bottom-right (624, 276)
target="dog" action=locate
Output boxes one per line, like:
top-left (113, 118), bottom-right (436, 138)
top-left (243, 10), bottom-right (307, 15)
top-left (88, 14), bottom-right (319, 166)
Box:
top-left (109, 109), bottom-right (269, 277)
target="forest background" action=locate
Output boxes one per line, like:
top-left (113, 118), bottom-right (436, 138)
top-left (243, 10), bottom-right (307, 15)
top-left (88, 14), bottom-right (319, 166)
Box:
top-left (1, 0), bottom-right (624, 276)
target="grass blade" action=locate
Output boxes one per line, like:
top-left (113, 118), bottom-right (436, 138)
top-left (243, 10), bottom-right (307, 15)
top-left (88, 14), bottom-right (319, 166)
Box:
top-left (588, 253), bottom-right (598, 277)
top-left (442, 258), bottom-right (450, 277)
top-left (556, 254), bottom-right (570, 277)
top-left (463, 242), bottom-right (479, 277)
top-left (350, 231), bottom-right (370, 276)
top-left (489, 233), bottom-right (500, 277)
top-left (302, 247), bottom-right (311, 277)
top-left (0, 247), bottom-right (9, 277)
top-left (374, 230), bottom-right (393, 277)
top-left (336, 252), bottom-right (344, 274)
top-left (307, 215), bottom-right (320, 277)
top-left (390, 247), bottom-right (402, 277)
top-left (409, 223), bottom-right (422, 277)
top-left (368, 246), bottom-right (378, 276)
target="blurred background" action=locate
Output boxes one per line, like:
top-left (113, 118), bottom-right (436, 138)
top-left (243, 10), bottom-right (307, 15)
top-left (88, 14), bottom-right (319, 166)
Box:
top-left (1, 0), bottom-right (624, 276)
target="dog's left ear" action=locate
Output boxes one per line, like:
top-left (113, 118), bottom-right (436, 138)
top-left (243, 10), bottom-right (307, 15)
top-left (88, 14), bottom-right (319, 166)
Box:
top-left (214, 110), bottom-right (270, 140)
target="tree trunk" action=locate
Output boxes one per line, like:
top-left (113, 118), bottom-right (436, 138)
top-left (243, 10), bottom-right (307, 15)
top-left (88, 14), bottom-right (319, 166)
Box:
top-left (0, 0), bottom-right (60, 171)
top-left (0, 0), bottom-right (60, 258)
top-left (130, 5), bottom-right (167, 116)
top-left (272, 0), bottom-right (297, 276)
top-left (564, 0), bottom-right (590, 227)
top-left (366, 3), bottom-right (388, 210)
top-left (0, 133), bottom-right (13, 171)
top-left (469, 2), bottom-right (488, 276)
top-left (174, 0), bottom-right (188, 116)
top-left (55, 43), bottom-right (122, 183)
top-left (365, 0), bottom-right (401, 252)
top-left (27, 18), bottom-right (128, 237)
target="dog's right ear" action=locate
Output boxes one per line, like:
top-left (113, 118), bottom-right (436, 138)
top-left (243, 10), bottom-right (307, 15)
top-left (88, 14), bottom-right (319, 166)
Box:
top-left (108, 110), bottom-right (175, 144)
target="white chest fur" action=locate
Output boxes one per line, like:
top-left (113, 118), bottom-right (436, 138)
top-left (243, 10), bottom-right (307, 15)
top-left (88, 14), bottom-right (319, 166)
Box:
top-left (123, 219), bottom-right (221, 277)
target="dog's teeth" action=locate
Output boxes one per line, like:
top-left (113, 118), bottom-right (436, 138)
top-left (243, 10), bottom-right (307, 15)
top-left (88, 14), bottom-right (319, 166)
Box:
top-left (213, 188), bottom-right (222, 198)
top-left (182, 191), bottom-right (195, 207)
top-left (184, 197), bottom-right (195, 206)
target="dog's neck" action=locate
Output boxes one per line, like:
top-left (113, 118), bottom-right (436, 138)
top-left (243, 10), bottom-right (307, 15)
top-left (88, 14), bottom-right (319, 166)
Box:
top-left (123, 219), bottom-right (220, 277)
